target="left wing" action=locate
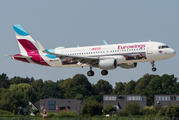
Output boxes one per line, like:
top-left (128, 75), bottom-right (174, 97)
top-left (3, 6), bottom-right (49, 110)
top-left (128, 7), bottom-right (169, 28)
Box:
top-left (45, 49), bottom-right (99, 65)
top-left (37, 41), bottom-right (100, 65)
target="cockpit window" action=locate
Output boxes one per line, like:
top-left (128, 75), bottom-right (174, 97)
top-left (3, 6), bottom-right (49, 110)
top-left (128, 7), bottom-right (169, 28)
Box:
top-left (158, 45), bottom-right (169, 49)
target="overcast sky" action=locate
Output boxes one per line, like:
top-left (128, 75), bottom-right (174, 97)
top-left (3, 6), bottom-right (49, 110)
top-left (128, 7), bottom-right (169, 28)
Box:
top-left (1, 0), bottom-right (178, 87)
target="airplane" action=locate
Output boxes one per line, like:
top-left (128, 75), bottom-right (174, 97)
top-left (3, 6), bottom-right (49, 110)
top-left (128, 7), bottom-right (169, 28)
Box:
top-left (6, 24), bottom-right (176, 76)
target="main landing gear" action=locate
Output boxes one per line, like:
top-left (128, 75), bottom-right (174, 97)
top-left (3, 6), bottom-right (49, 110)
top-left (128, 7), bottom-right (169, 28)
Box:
top-left (101, 70), bottom-right (108, 76)
top-left (87, 65), bottom-right (108, 76)
top-left (151, 61), bottom-right (157, 72)
top-left (87, 65), bottom-right (94, 76)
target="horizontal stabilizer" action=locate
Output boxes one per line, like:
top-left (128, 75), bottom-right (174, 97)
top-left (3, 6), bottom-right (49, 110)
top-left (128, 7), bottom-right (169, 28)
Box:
top-left (5, 55), bottom-right (32, 59)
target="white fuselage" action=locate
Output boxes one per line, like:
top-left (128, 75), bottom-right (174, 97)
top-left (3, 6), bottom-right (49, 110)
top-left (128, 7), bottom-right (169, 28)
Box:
top-left (44, 41), bottom-right (176, 68)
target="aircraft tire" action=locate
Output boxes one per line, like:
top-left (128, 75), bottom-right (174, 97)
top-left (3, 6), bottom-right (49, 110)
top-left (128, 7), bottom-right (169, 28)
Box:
top-left (87, 70), bottom-right (94, 76)
top-left (101, 70), bottom-right (108, 75)
top-left (152, 68), bottom-right (157, 72)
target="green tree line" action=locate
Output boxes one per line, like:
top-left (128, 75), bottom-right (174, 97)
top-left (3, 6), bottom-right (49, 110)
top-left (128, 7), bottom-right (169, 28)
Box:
top-left (0, 73), bottom-right (178, 115)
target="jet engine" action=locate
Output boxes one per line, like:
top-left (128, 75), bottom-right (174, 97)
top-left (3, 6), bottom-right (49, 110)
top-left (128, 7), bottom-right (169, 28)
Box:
top-left (98, 59), bottom-right (117, 70)
top-left (118, 63), bottom-right (137, 69)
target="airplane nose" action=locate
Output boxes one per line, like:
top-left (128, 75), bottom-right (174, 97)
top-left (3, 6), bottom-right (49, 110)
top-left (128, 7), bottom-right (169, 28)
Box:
top-left (170, 49), bottom-right (176, 57)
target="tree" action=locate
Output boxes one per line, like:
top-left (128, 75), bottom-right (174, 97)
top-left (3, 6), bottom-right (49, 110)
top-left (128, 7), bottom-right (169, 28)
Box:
top-left (124, 102), bottom-right (140, 115)
top-left (0, 73), bottom-right (9, 88)
top-left (134, 74), bottom-right (159, 95)
top-left (113, 82), bottom-right (125, 94)
top-left (144, 74), bottom-right (178, 106)
top-left (10, 76), bottom-right (23, 84)
top-left (71, 74), bottom-right (92, 98)
top-left (123, 80), bottom-right (136, 94)
top-left (103, 104), bottom-right (117, 116)
top-left (75, 94), bottom-right (83, 100)
top-left (9, 83), bottom-right (36, 107)
top-left (58, 74), bottom-right (92, 99)
top-left (81, 100), bottom-right (102, 116)
top-left (94, 79), bottom-right (112, 100)
top-left (58, 78), bottom-right (73, 98)
top-left (30, 79), bottom-right (43, 102)
top-left (166, 105), bottom-right (179, 118)
top-left (0, 88), bottom-right (18, 113)
top-left (0, 83), bottom-right (35, 114)
top-left (85, 95), bottom-right (101, 103)
top-left (40, 80), bottom-right (64, 99)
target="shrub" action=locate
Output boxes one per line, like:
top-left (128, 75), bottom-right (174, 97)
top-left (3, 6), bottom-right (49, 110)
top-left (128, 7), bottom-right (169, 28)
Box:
top-left (103, 104), bottom-right (117, 116)
top-left (124, 102), bottom-right (140, 115)
top-left (117, 111), bottom-right (128, 117)
top-left (140, 107), bottom-right (157, 116)
top-left (0, 110), bottom-right (13, 116)
top-left (47, 112), bottom-right (55, 118)
top-left (156, 110), bottom-right (165, 117)
top-left (81, 100), bottom-right (102, 116)
top-left (32, 109), bottom-right (39, 115)
top-left (165, 105), bottom-right (179, 118)
top-left (53, 110), bottom-right (78, 118)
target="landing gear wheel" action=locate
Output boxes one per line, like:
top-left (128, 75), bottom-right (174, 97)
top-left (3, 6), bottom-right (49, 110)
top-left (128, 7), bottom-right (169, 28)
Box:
top-left (151, 61), bottom-right (157, 72)
top-left (87, 70), bottom-right (94, 76)
top-left (152, 67), bottom-right (157, 72)
top-left (101, 70), bottom-right (108, 76)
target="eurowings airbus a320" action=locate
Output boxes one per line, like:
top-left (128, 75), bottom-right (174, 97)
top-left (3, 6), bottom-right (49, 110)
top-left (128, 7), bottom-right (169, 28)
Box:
top-left (6, 25), bottom-right (176, 76)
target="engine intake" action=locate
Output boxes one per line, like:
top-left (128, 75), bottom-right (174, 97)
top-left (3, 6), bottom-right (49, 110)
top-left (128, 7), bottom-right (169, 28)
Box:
top-left (98, 59), bottom-right (117, 70)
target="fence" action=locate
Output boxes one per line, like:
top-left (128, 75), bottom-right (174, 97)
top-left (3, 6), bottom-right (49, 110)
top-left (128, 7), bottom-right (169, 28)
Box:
top-left (0, 117), bottom-right (179, 120)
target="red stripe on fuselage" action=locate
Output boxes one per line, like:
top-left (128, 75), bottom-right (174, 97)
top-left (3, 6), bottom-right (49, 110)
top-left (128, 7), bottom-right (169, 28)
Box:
top-left (17, 39), bottom-right (50, 66)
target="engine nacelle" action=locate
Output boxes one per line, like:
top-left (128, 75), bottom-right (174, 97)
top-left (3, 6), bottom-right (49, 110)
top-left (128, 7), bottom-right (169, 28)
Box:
top-left (98, 59), bottom-right (117, 70)
top-left (119, 63), bottom-right (137, 69)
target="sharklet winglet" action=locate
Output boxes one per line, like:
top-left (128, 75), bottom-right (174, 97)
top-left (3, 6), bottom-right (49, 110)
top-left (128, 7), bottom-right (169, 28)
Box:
top-left (103, 40), bottom-right (108, 45)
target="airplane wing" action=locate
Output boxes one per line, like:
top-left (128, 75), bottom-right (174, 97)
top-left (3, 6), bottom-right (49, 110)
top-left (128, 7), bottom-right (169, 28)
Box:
top-left (44, 49), bottom-right (99, 65)
top-left (5, 55), bottom-right (32, 58)
top-left (37, 41), bottom-right (100, 65)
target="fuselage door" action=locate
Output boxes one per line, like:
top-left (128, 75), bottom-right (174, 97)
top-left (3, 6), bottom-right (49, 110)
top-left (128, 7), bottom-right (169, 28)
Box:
top-left (147, 43), bottom-right (153, 54)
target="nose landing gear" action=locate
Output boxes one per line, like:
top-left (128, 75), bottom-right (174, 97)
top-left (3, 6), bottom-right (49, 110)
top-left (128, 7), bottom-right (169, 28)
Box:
top-left (151, 61), bottom-right (157, 72)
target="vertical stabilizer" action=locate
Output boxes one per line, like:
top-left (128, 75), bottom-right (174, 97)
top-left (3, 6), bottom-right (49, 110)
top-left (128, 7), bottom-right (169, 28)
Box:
top-left (13, 25), bottom-right (40, 53)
